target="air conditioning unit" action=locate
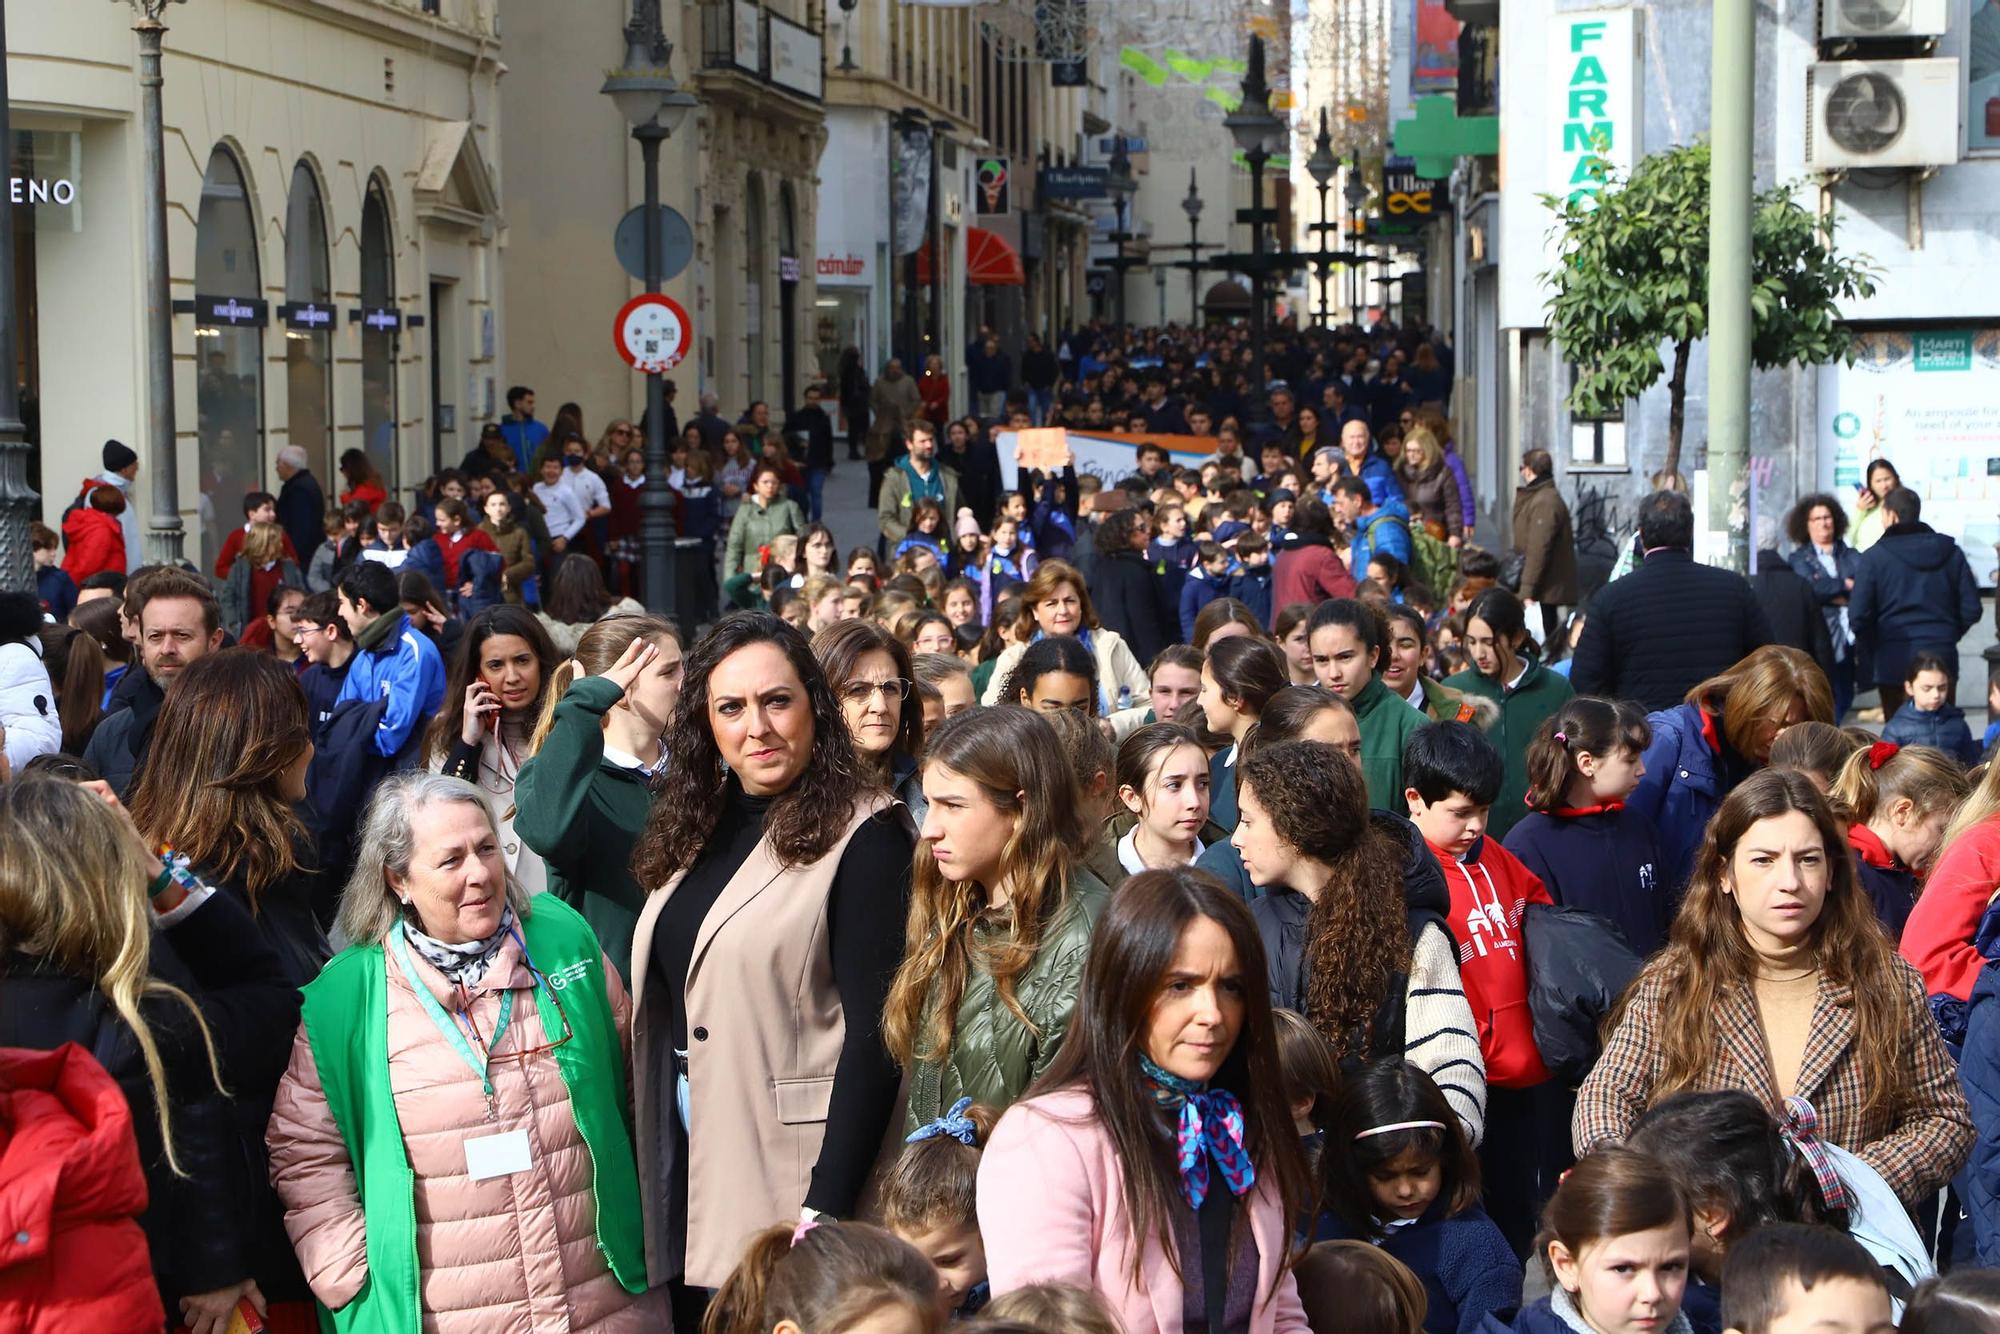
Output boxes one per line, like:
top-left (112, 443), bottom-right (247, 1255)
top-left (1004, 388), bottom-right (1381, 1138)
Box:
top-left (1820, 0), bottom-right (1947, 38)
top-left (1807, 59), bottom-right (1961, 169)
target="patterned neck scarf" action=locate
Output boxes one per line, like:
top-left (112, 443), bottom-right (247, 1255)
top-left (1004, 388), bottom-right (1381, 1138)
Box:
top-left (402, 906), bottom-right (515, 989)
top-left (1139, 1053), bottom-right (1256, 1210)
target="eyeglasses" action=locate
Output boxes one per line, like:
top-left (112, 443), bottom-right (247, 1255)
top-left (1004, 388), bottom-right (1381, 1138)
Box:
top-left (460, 974), bottom-right (575, 1062)
top-left (612, 426), bottom-right (633, 437)
top-left (840, 678), bottom-right (911, 706)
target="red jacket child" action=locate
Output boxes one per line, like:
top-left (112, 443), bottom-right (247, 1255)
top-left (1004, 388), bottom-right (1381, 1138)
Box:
top-left (1902, 815), bottom-right (2000, 1009)
top-left (434, 524), bottom-right (500, 587)
top-left (1429, 834), bottom-right (1555, 1089)
top-left (0, 1044), bottom-right (163, 1334)
top-left (60, 502), bottom-right (126, 584)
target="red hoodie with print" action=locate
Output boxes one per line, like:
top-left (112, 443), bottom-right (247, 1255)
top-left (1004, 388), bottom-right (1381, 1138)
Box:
top-left (1430, 834), bottom-right (1554, 1089)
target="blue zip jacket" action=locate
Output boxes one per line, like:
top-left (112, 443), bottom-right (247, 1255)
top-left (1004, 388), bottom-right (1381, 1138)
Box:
top-left (1350, 496), bottom-right (1414, 571)
top-left (1958, 897), bottom-right (2000, 1267)
top-left (334, 612), bottom-right (447, 758)
top-left (1627, 701), bottom-right (1747, 898)
top-left (1179, 566), bottom-right (1228, 641)
top-left (1342, 452), bottom-right (1406, 509)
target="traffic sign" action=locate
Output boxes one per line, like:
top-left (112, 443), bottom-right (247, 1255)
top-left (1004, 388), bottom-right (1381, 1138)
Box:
top-left (613, 204), bottom-right (695, 283)
top-left (613, 293), bottom-right (691, 373)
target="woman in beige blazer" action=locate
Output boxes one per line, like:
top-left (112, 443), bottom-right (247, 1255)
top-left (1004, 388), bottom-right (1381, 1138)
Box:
top-left (627, 611), bottom-right (915, 1329)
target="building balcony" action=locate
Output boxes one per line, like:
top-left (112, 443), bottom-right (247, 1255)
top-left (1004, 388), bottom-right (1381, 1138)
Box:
top-left (698, 0), bottom-right (825, 103)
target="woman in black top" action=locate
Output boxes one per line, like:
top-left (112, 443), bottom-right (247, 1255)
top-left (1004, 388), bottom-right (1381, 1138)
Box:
top-left (628, 613), bottom-right (914, 1326)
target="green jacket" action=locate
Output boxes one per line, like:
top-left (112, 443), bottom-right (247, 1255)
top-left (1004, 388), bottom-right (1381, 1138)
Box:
top-left (1353, 674), bottom-right (1428, 816)
top-left (723, 495), bottom-right (805, 578)
top-left (904, 867), bottom-right (1110, 1132)
top-left (512, 675), bottom-right (654, 979)
top-left (298, 897), bottom-right (645, 1332)
top-left (877, 459), bottom-right (962, 546)
top-left (1443, 660), bottom-right (1574, 840)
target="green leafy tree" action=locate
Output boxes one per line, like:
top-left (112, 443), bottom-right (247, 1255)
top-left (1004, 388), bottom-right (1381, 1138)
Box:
top-left (1542, 140), bottom-right (1877, 480)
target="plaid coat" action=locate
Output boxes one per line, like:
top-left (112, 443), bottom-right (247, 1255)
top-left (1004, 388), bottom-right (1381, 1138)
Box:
top-left (1574, 957), bottom-right (1972, 1203)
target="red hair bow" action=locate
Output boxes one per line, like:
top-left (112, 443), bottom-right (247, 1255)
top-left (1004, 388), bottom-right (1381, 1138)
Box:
top-left (1868, 740), bottom-right (1899, 770)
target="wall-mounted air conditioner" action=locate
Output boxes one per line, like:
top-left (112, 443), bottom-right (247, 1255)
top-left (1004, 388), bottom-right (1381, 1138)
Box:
top-left (1820, 0), bottom-right (1947, 39)
top-left (1806, 59), bottom-right (1961, 169)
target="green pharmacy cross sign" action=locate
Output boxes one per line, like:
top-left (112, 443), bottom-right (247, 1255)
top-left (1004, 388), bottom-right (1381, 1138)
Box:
top-left (1392, 95), bottom-right (1498, 180)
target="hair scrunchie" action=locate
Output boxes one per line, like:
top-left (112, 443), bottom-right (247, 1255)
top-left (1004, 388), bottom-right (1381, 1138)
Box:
top-left (1777, 1096), bottom-right (1851, 1215)
top-left (1868, 739), bottom-right (1900, 770)
top-left (906, 1095), bottom-right (981, 1148)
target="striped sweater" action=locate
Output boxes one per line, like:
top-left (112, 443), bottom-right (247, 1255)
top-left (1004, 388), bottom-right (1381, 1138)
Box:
top-left (1408, 920), bottom-right (1490, 1148)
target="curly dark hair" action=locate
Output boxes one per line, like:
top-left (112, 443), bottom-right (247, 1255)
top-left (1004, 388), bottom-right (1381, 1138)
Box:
top-left (631, 611), bottom-right (875, 887)
top-left (1785, 493), bottom-right (1850, 549)
top-left (1238, 739), bottom-right (1410, 1060)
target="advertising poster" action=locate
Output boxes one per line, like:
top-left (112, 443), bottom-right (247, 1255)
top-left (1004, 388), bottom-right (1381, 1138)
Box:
top-left (1816, 328), bottom-right (2000, 566)
top-left (997, 430), bottom-right (1220, 491)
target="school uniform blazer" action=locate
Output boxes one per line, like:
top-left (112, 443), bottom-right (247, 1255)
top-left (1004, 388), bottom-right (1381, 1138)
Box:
top-left (1572, 960), bottom-right (1971, 1204)
top-left (977, 1087), bottom-right (1309, 1334)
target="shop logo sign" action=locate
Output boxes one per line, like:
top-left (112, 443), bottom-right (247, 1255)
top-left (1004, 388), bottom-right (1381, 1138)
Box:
top-left (1914, 332), bottom-right (1972, 372)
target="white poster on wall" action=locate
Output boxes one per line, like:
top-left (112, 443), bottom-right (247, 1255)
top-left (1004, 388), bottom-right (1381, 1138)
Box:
top-left (815, 111), bottom-right (885, 287)
top-left (1816, 328), bottom-right (2000, 567)
top-left (1497, 5), bottom-right (1641, 330)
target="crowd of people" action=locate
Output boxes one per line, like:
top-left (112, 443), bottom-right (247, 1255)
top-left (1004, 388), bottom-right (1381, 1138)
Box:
top-left (4, 317), bottom-right (2000, 1334)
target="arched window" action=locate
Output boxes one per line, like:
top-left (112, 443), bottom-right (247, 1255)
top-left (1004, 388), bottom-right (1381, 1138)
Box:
top-left (360, 181), bottom-right (398, 493)
top-left (194, 145), bottom-right (263, 573)
top-left (284, 161), bottom-right (333, 488)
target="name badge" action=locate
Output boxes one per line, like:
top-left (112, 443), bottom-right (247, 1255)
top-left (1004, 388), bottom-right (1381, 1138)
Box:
top-left (466, 1128), bottom-right (532, 1181)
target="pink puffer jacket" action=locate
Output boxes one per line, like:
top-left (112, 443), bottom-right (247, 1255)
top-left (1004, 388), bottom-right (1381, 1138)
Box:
top-left (266, 933), bottom-right (664, 1333)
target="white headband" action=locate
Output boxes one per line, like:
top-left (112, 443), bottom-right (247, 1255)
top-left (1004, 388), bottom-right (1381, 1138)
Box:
top-left (1354, 1119), bottom-right (1447, 1141)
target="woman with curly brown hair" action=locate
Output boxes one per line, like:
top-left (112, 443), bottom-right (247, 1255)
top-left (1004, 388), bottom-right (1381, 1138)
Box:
top-left (884, 706), bottom-right (1111, 1134)
top-left (1231, 738), bottom-right (1486, 1145)
top-left (1576, 767), bottom-right (1970, 1207)
top-left (626, 612), bottom-right (915, 1326)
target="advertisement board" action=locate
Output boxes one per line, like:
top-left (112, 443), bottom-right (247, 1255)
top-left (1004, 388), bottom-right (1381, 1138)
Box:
top-left (996, 430), bottom-right (1220, 491)
top-left (1815, 328), bottom-right (2000, 561)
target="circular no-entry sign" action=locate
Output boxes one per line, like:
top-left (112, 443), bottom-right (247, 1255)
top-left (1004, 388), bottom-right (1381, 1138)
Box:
top-left (613, 293), bottom-right (691, 373)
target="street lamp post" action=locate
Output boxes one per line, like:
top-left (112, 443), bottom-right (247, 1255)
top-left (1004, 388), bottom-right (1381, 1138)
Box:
top-left (1343, 166), bottom-right (1369, 322)
top-left (1304, 108), bottom-right (1339, 331)
top-left (1104, 137), bottom-right (1137, 330)
top-left (1180, 168), bottom-right (1204, 319)
top-left (1223, 35), bottom-right (1283, 421)
top-left (0, 1), bottom-right (38, 590)
top-left (602, 1), bottom-right (698, 624)
top-left (118, 0), bottom-right (187, 566)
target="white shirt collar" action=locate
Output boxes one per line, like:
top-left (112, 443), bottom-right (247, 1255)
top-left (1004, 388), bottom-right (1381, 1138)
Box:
top-left (1116, 825), bottom-right (1204, 876)
top-left (1506, 660), bottom-right (1529, 691)
top-left (601, 743), bottom-right (659, 774)
top-left (1407, 677), bottom-right (1427, 712)
top-left (1223, 741), bottom-right (1239, 769)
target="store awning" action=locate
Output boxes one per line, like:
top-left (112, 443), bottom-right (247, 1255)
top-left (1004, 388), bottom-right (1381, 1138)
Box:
top-left (914, 229), bottom-right (1027, 287)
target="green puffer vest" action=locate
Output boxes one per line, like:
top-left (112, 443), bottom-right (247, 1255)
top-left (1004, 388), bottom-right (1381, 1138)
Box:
top-left (903, 867), bottom-right (1110, 1132)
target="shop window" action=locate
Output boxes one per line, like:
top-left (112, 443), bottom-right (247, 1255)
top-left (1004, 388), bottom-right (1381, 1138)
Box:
top-left (360, 182), bottom-right (398, 494)
top-left (284, 161), bottom-right (334, 488)
top-left (194, 146), bottom-right (263, 573)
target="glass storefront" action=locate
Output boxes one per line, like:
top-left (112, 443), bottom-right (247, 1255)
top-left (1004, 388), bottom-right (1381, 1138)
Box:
top-left (194, 147), bottom-right (263, 572)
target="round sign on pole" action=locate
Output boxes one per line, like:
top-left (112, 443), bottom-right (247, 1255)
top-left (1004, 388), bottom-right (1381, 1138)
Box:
top-left (614, 293), bottom-right (691, 373)
top-left (613, 205), bottom-right (696, 284)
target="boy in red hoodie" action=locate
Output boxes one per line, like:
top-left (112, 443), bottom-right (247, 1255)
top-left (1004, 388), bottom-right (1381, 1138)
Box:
top-left (61, 484), bottom-right (128, 583)
top-left (1403, 719), bottom-right (1556, 1257)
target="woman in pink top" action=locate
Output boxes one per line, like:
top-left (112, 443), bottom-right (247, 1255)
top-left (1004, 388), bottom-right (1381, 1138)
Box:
top-left (976, 867), bottom-right (1312, 1334)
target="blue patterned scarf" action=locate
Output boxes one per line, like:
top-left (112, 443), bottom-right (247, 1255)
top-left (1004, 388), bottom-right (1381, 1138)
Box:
top-left (1139, 1053), bottom-right (1256, 1210)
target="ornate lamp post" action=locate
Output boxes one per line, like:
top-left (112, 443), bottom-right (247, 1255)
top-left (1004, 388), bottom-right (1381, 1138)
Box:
top-left (1223, 35), bottom-right (1284, 419)
top-left (114, 0), bottom-right (187, 566)
top-left (1343, 165), bottom-right (1369, 321)
top-left (1180, 168), bottom-right (1205, 319)
top-left (602, 1), bottom-right (699, 621)
top-left (1103, 136), bottom-right (1139, 329)
top-left (1304, 109), bottom-right (1339, 330)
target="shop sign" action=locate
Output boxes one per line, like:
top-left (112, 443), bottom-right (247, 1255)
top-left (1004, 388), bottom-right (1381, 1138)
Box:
top-left (358, 307), bottom-right (404, 332)
top-left (769, 14), bottom-right (823, 98)
top-left (779, 256), bottom-right (801, 282)
top-left (277, 302), bottom-right (338, 330)
top-left (195, 295), bottom-right (267, 327)
top-left (977, 157), bottom-right (1010, 215)
top-left (1547, 11), bottom-right (1637, 207)
top-left (1038, 166), bottom-right (1109, 201)
top-left (816, 252), bottom-right (869, 282)
top-left (10, 177), bottom-right (74, 206)
top-left (733, 0), bottom-right (762, 75)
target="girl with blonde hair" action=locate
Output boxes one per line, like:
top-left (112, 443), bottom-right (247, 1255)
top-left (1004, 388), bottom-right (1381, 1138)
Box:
top-left (1830, 742), bottom-right (1969, 941)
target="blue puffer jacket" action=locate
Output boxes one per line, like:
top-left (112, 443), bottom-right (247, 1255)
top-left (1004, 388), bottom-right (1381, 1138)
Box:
top-left (333, 612), bottom-right (447, 758)
top-left (1627, 702), bottom-right (1749, 897)
top-left (1956, 898), bottom-right (2000, 1267)
top-left (1882, 699), bottom-right (1982, 765)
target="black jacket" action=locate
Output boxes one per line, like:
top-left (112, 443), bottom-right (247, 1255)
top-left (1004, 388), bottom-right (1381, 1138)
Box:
top-left (81, 669), bottom-right (165, 797)
top-left (790, 403), bottom-right (837, 470)
top-left (0, 889), bottom-right (296, 1310)
top-left (1570, 549), bottom-right (1772, 712)
top-left (1254, 811), bottom-right (1450, 1021)
top-left (1751, 549), bottom-right (1835, 682)
top-left (1088, 547), bottom-right (1172, 666)
top-left (1021, 347), bottom-right (1061, 390)
top-left (1521, 902), bottom-right (1643, 1084)
top-left (276, 468), bottom-right (327, 569)
top-left (1849, 521), bottom-right (1982, 687)
top-left (947, 437), bottom-right (1004, 530)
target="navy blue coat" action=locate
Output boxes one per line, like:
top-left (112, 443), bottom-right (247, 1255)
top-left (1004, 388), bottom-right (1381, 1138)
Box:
top-left (1504, 806), bottom-right (1672, 957)
top-left (1849, 522), bottom-right (1981, 689)
top-left (1881, 698), bottom-right (1982, 765)
top-left (1956, 898), bottom-right (2000, 1266)
top-left (1231, 563), bottom-right (1275, 628)
top-left (1626, 702), bottom-right (1750, 897)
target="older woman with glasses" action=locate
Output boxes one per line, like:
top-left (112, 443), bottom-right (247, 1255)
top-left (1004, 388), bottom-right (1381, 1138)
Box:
top-left (814, 618), bottom-right (928, 824)
top-left (267, 772), bottom-right (659, 1331)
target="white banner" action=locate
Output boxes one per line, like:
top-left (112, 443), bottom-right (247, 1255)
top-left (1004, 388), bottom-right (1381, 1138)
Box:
top-left (996, 430), bottom-right (1220, 491)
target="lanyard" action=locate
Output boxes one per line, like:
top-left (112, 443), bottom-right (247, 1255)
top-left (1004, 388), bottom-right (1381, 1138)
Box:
top-left (392, 929), bottom-right (517, 1117)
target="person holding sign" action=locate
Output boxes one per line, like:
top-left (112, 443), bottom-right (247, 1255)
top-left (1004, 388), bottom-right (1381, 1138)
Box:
top-left (268, 772), bottom-right (661, 1331)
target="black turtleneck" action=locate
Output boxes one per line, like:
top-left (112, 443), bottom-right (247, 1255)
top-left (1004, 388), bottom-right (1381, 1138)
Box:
top-left (651, 781), bottom-right (913, 1216)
